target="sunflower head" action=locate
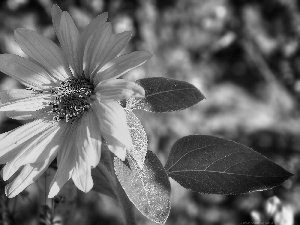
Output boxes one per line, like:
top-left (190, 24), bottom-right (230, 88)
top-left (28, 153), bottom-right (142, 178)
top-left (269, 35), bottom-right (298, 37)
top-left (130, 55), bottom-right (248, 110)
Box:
top-left (0, 4), bottom-right (151, 198)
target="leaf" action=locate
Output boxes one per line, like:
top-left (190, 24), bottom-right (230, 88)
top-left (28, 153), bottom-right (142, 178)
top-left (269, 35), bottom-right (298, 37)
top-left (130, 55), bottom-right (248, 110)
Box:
top-left (126, 77), bottom-right (205, 112)
top-left (92, 143), bottom-right (118, 199)
top-left (125, 109), bottom-right (148, 168)
top-left (92, 144), bottom-right (136, 225)
top-left (92, 161), bottom-right (118, 200)
top-left (115, 179), bottom-right (137, 225)
top-left (165, 135), bottom-right (293, 195)
top-left (114, 150), bottom-right (171, 225)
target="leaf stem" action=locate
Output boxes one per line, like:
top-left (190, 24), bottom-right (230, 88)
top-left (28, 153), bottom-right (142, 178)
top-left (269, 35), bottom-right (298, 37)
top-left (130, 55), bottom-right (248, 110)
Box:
top-left (11, 197), bottom-right (17, 217)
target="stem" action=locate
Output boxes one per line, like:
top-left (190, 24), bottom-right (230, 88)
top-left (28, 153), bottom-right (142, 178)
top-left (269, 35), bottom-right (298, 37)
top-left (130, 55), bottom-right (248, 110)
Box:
top-left (44, 176), bottom-right (47, 206)
top-left (39, 197), bottom-right (53, 225)
top-left (51, 198), bottom-right (54, 224)
top-left (11, 197), bottom-right (17, 218)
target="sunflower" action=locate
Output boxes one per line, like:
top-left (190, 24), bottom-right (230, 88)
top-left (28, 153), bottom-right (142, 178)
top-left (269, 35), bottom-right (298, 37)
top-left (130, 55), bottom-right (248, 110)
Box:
top-left (0, 5), bottom-right (151, 198)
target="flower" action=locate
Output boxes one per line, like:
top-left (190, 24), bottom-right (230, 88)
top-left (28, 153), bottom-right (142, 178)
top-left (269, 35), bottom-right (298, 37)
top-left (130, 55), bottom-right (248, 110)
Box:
top-left (0, 5), bottom-right (151, 198)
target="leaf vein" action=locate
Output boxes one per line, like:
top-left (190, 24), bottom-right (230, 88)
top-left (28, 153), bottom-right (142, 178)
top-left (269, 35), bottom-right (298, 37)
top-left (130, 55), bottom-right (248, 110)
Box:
top-left (166, 143), bottom-right (233, 172)
top-left (146, 87), bottom-right (197, 97)
top-left (204, 151), bottom-right (240, 171)
top-left (168, 169), bottom-right (284, 178)
top-left (223, 159), bottom-right (263, 172)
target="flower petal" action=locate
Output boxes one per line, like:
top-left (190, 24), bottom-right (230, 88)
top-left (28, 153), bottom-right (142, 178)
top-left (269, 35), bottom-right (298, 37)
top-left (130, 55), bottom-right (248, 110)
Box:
top-left (79, 13), bottom-right (108, 53)
top-left (0, 141), bottom-right (28, 166)
top-left (51, 4), bottom-right (62, 32)
top-left (57, 11), bottom-right (81, 77)
top-left (72, 152), bottom-right (93, 193)
top-left (90, 31), bottom-right (132, 79)
top-left (48, 123), bottom-right (76, 198)
top-left (0, 94), bottom-right (51, 112)
top-left (5, 111), bottom-right (38, 120)
top-left (0, 54), bottom-right (55, 90)
top-left (93, 100), bottom-right (132, 157)
top-left (80, 12), bottom-right (108, 45)
top-left (2, 123), bottom-right (64, 181)
top-left (0, 89), bottom-right (36, 103)
top-left (15, 28), bottom-right (71, 81)
top-left (83, 23), bottom-right (112, 79)
top-left (72, 111), bottom-right (103, 192)
top-left (0, 120), bottom-right (53, 164)
top-left (107, 144), bottom-right (126, 161)
top-left (5, 154), bottom-right (56, 198)
top-left (0, 90), bottom-right (44, 119)
top-left (95, 79), bottom-right (145, 102)
top-left (78, 12), bottom-right (108, 78)
top-left (75, 111), bottom-right (102, 168)
top-left (94, 51), bottom-right (152, 85)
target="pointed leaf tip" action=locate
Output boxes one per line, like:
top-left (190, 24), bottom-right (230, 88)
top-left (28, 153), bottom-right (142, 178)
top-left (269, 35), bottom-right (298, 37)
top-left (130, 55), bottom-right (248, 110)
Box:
top-left (165, 135), bottom-right (292, 195)
top-left (126, 77), bottom-right (205, 112)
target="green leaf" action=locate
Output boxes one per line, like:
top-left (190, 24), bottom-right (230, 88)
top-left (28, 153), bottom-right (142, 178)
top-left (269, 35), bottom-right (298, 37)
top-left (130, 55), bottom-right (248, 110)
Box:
top-left (91, 161), bottom-right (118, 200)
top-left (126, 77), bottom-right (205, 112)
top-left (92, 144), bottom-right (136, 225)
top-left (114, 151), bottom-right (171, 225)
top-left (125, 109), bottom-right (148, 168)
top-left (165, 135), bottom-right (293, 195)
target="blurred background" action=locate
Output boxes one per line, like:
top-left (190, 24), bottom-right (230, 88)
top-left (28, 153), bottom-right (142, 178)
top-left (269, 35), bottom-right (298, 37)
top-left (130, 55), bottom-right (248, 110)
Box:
top-left (0, 0), bottom-right (299, 224)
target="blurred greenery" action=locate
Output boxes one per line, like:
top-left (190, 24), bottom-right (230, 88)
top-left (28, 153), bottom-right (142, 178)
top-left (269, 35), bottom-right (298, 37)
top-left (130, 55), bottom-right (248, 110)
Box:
top-left (0, 0), bottom-right (299, 224)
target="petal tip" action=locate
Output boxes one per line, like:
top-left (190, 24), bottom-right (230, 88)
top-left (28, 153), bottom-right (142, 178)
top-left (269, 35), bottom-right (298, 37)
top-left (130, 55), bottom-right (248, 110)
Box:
top-left (143, 50), bottom-right (153, 59)
top-left (4, 185), bottom-right (10, 197)
top-left (51, 4), bottom-right (62, 14)
top-left (2, 167), bottom-right (11, 181)
top-left (133, 83), bottom-right (145, 98)
top-left (48, 189), bottom-right (58, 198)
top-left (74, 179), bottom-right (94, 193)
top-left (102, 12), bottom-right (109, 19)
top-left (14, 28), bottom-right (32, 35)
top-left (5, 184), bottom-right (18, 198)
top-left (48, 184), bottom-right (59, 198)
top-left (123, 30), bottom-right (133, 37)
top-left (14, 28), bottom-right (26, 39)
top-left (119, 152), bottom-right (126, 161)
top-left (61, 11), bottom-right (70, 18)
top-left (108, 145), bottom-right (127, 161)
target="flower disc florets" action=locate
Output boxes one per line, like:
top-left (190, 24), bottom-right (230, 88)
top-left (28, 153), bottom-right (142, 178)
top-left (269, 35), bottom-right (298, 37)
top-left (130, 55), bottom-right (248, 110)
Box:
top-left (49, 78), bottom-right (94, 123)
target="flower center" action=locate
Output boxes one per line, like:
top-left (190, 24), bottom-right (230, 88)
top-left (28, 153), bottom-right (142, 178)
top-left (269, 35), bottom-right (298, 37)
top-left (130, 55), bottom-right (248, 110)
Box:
top-left (49, 78), bottom-right (94, 123)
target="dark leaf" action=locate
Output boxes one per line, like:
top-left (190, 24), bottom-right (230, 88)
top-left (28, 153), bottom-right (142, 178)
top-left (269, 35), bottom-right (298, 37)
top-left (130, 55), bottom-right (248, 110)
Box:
top-left (92, 144), bottom-right (136, 225)
top-left (92, 144), bottom-right (118, 200)
top-left (126, 77), bottom-right (205, 112)
top-left (115, 179), bottom-right (137, 225)
top-left (165, 135), bottom-right (292, 195)
top-left (114, 151), bottom-right (171, 224)
top-left (92, 161), bottom-right (118, 200)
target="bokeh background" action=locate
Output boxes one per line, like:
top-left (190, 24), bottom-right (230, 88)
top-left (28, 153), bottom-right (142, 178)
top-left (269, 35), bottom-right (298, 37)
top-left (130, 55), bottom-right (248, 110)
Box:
top-left (0, 0), bottom-right (299, 224)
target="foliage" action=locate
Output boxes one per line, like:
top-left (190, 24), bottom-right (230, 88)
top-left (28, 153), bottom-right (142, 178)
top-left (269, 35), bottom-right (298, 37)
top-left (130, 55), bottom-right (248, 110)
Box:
top-left (0, 0), bottom-right (299, 225)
